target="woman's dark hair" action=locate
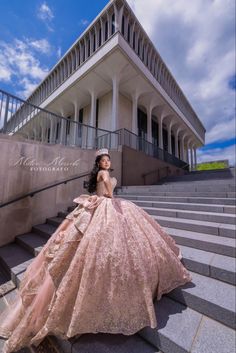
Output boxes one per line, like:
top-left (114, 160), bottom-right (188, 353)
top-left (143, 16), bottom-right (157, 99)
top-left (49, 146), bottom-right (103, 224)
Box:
top-left (87, 153), bottom-right (114, 194)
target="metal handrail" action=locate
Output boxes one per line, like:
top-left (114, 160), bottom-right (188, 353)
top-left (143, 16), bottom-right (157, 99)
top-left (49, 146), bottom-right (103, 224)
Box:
top-left (142, 166), bottom-right (170, 178)
top-left (141, 161), bottom-right (189, 184)
top-left (0, 88), bottom-right (115, 133)
top-left (0, 171), bottom-right (91, 209)
top-left (142, 166), bottom-right (170, 185)
top-left (114, 128), bottom-right (189, 170)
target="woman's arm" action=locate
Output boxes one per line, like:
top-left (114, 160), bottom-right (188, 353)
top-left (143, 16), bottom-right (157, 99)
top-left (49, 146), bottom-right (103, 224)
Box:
top-left (99, 170), bottom-right (113, 198)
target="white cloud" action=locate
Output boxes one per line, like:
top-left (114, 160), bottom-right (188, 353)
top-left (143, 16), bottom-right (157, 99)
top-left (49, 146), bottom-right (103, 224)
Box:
top-left (0, 53), bottom-right (11, 81)
top-left (56, 46), bottom-right (62, 59)
top-left (206, 118), bottom-right (236, 145)
top-left (38, 2), bottom-right (54, 21)
top-left (0, 38), bottom-right (49, 98)
top-left (29, 39), bottom-right (51, 54)
top-left (79, 19), bottom-right (89, 26)
top-left (37, 2), bottom-right (54, 32)
top-left (197, 144), bottom-right (236, 167)
top-left (127, 0), bottom-right (235, 151)
top-left (16, 78), bottom-right (38, 100)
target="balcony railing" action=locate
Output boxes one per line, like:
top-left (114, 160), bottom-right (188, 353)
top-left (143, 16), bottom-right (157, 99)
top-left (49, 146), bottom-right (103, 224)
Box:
top-left (1, 89), bottom-right (189, 170)
top-left (97, 128), bottom-right (189, 170)
top-left (0, 89), bottom-right (119, 150)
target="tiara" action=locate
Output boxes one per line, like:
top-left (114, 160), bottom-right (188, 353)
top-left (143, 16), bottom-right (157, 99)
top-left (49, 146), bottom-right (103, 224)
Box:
top-left (95, 148), bottom-right (109, 157)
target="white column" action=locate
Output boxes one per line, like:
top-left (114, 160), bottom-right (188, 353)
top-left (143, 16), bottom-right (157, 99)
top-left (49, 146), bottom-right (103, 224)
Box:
top-left (131, 21), bottom-right (135, 47)
top-left (114, 3), bottom-right (124, 32)
top-left (147, 106), bottom-right (152, 143)
top-left (89, 31), bottom-right (93, 54)
top-left (90, 91), bottom-right (97, 127)
top-left (194, 146), bottom-right (197, 170)
top-left (107, 12), bottom-right (111, 37)
top-left (125, 14), bottom-right (130, 40)
top-left (135, 28), bottom-right (140, 53)
top-left (158, 115), bottom-right (163, 149)
top-left (180, 141), bottom-right (184, 161)
top-left (33, 128), bottom-right (37, 141)
top-left (141, 37), bottom-right (144, 60)
top-left (112, 75), bottom-right (120, 131)
top-left (73, 101), bottom-right (81, 145)
top-left (186, 140), bottom-right (190, 164)
top-left (94, 25), bottom-right (98, 50)
top-left (88, 91), bottom-right (97, 148)
top-left (100, 18), bottom-right (104, 44)
top-left (131, 94), bottom-right (138, 135)
top-left (174, 128), bottom-right (180, 158)
top-left (79, 42), bottom-right (82, 64)
top-left (168, 120), bottom-right (173, 154)
top-left (84, 38), bottom-right (88, 60)
top-left (49, 117), bottom-right (55, 144)
top-left (60, 110), bottom-right (66, 145)
top-left (190, 143), bottom-right (194, 171)
top-left (180, 133), bottom-right (187, 161)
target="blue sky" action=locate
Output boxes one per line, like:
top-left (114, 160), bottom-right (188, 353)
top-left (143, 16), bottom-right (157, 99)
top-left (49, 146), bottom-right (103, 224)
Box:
top-left (0, 0), bottom-right (235, 166)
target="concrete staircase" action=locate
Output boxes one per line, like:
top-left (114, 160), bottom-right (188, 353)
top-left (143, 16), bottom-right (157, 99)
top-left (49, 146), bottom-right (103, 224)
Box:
top-left (0, 168), bottom-right (235, 353)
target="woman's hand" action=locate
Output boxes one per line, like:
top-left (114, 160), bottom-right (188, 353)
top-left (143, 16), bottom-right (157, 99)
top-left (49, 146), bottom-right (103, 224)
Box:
top-left (104, 193), bottom-right (112, 198)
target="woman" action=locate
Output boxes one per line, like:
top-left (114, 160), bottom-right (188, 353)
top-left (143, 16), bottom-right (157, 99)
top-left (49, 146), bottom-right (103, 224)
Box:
top-left (0, 148), bottom-right (192, 353)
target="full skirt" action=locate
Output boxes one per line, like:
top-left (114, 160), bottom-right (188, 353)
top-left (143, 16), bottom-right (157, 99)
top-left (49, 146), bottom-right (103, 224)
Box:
top-left (0, 194), bottom-right (192, 353)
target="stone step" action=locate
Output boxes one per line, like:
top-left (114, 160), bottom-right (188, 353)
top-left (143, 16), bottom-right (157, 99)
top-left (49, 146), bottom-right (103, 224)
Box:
top-left (0, 266), bottom-right (16, 297)
top-left (167, 271), bottom-right (235, 329)
top-left (152, 215), bottom-right (236, 238)
top-left (52, 332), bottom-right (160, 353)
top-left (1, 225), bottom-right (235, 353)
top-left (15, 232), bottom-right (48, 257)
top-left (139, 205), bottom-right (236, 225)
top-left (1, 246), bottom-right (234, 353)
top-left (41, 217), bottom-right (235, 327)
top-left (0, 243), bottom-right (34, 284)
top-left (121, 185), bottom-right (236, 192)
top-left (158, 169), bottom-right (235, 180)
top-left (15, 229), bottom-right (236, 286)
top-left (118, 199), bottom-right (236, 214)
top-left (160, 176), bottom-right (235, 182)
top-left (179, 245), bottom-right (235, 285)
top-left (117, 190), bottom-right (236, 198)
top-left (62, 208), bottom-right (236, 238)
top-left (139, 297), bottom-right (235, 353)
top-left (0, 285), bottom-right (159, 353)
top-left (159, 178), bottom-right (235, 183)
top-left (32, 223), bottom-right (57, 239)
top-left (114, 194), bottom-right (236, 205)
top-left (60, 207), bottom-right (236, 239)
top-left (46, 217), bottom-right (66, 228)
top-left (59, 209), bottom-right (236, 257)
top-left (164, 227), bottom-right (236, 258)
top-left (8, 221), bottom-right (236, 329)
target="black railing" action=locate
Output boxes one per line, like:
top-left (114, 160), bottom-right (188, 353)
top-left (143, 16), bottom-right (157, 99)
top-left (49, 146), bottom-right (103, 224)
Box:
top-left (113, 128), bottom-right (189, 170)
top-left (0, 89), bottom-right (119, 150)
top-left (0, 171), bottom-right (91, 209)
top-left (1, 89), bottom-right (189, 171)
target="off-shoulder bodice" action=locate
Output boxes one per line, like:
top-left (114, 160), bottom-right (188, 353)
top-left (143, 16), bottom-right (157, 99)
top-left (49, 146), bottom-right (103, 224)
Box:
top-left (96, 176), bottom-right (117, 197)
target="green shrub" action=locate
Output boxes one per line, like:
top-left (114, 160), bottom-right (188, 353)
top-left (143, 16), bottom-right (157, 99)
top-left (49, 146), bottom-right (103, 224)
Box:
top-left (196, 161), bottom-right (228, 170)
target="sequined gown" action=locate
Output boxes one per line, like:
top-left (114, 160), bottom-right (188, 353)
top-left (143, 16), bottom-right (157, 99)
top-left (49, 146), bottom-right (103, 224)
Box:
top-left (0, 175), bottom-right (192, 353)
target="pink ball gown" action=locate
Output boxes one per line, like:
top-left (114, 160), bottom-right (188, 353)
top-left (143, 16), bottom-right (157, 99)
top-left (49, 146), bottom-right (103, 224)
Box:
top-left (0, 175), bottom-right (192, 353)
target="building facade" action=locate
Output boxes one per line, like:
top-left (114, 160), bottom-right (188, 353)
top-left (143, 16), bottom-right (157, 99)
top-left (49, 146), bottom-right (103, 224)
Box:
top-left (4, 0), bottom-right (206, 170)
